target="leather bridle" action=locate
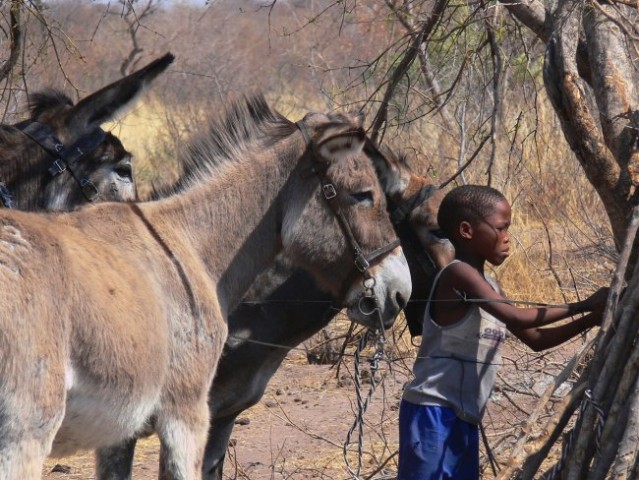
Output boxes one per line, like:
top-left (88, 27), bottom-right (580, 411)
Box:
top-left (296, 121), bottom-right (401, 319)
top-left (363, 140), bottom-right (441, 274)
top-left (15, 120), bottom-right (107, 203)
top-left (388, 184), bottom-right (440, 273)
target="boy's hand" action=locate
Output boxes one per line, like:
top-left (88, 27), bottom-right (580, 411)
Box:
top-left (583, 287), bottom-right (610, 313)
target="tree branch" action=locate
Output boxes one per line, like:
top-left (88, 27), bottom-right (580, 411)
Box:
top-left (369, 0), bottom-right (448, 143)
top-left (0, 0), bottom-right (22, 84)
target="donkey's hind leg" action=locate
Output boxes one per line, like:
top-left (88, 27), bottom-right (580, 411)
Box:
top-left (95, 438), bottom-right (137, 480)
top-left (0, 399), bottom-right (62, 479)
top-left (0, 374), bottom-right (65, 479)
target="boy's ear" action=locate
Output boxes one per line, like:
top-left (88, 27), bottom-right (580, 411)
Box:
top-left (459, 220), bottom-right (473, 240)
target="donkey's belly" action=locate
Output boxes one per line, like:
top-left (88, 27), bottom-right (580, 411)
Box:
top-left (50, 370), bottom-right (160, 458)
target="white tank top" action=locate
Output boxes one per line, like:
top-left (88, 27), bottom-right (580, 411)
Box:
top-left (402, 260), bottom-right (507, 424)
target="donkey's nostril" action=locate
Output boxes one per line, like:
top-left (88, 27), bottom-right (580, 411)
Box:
top-left (358, 296), bottom-right (378, 316)
top-left (396, 291), bottom-right (408, 310)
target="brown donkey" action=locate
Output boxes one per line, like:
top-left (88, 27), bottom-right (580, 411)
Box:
top-left (0, 94), bottom-right (411, 479)
top-left (0, 53), bottom-right (174, 211)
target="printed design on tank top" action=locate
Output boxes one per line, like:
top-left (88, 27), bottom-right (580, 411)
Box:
top-left (439, 308), bottom-right (506, 366)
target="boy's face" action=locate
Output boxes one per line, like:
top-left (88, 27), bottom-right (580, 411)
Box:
top-left (469, 199), bottom-right (511, 265)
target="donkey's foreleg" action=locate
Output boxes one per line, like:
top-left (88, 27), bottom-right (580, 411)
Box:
top-left (202, 414), bottom-right (238, 480)
top-left (156, 401), bottom-right (210, 480)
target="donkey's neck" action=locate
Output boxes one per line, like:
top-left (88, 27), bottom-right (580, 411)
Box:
top-left (142, 149), bottom-right (300, 317)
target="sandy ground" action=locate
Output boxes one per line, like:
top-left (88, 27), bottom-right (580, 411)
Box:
top-left (42, 349), bottom-right (406, 480)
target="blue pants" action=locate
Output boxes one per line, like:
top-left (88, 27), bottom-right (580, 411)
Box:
top-left (398, 400), bottom-right (479, 479)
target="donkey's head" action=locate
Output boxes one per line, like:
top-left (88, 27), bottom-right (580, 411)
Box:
top-left (0, 53), bottom-right (174, 211)
top-left (367, 144), bottom-right (454, 270)
top-left (366, 143), bottom-right (455, 335)
top-left (281, 110), bottom-right (411, 329)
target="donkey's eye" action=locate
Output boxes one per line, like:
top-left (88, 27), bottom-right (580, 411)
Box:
top-left (350, 191), bottom-right (374, 204)
top-left (115, 165), bottom-right (133, 181)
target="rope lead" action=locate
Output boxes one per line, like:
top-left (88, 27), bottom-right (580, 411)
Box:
top-left (343, 292), bottom-right (387, 479)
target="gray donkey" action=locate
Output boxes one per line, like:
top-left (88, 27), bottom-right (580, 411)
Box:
top-left (97, 142), bottom-right (452, 479)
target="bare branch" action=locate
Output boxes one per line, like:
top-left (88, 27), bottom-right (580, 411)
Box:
top-left (369, 0), bottom-right (448, 143)
top-left (0, 0), bottom-right (22, 83)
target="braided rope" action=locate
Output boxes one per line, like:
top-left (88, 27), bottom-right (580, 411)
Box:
top-left (545, 389), bottom-right (606, 479)
top-left (343, 328), bottom-right (386, 479)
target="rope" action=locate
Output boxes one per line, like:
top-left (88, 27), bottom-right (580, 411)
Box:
top-left (225, 333), bottom-right (508, 369)
top-left (341, 280), bottom-right (389, 479)
top-left (480, 421), bottom-right (500, 476)
top-left (545, 389), bottom-right (606, 480)
top-left (236, 294), bottom-right (572, 308)
top-left (343, 328), bottom-right (386, 479)
top-left (453, 289), bottom-right (571, 308)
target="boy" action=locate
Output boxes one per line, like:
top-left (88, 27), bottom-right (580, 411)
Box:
top-left (398, 184), bottom-right (608, 479)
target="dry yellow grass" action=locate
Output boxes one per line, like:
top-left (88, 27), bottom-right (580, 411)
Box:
top-left (108, 94), bottom-right (613, 367)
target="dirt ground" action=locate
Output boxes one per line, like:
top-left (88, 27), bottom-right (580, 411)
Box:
top-left (41, 330), bottom-right (583, 480)
top-left (42, 348), bottom-right (407, 480)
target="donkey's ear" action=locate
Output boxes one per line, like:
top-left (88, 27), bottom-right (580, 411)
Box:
top-left (364, 141), bottom-right (403, 194)
top-left (67, 53), bottom-right (175, 133)
top-left (317, 129), bottom-right (366, 162)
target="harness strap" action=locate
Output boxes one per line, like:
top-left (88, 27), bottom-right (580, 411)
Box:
top-left (389, 184), bottom-right (436, 225)
top-left (296, 120), bottom-right (401, 272)
top-left (296, 120), bottom-right (401, 310)
top-left (16, 121), bottom-right (106, 202)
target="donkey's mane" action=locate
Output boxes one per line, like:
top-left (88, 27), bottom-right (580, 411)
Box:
top-left (155, 94), bottom-right (295, 198)
top-left (0, 89), bottom-right (76, 181)
top-left (27, 89), bottom-right (74, 119)
top-left (0, 88), bottom-right (74, 145)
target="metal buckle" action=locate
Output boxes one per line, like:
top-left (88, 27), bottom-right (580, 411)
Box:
top-left (48, 159), bottom-right (67, 176)
top-left (322, 184), bottom-right (337, 199)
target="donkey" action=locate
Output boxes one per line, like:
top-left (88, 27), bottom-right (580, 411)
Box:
top-left (96, 144), bottom-right (453, 480)
top-left (0, 94), bottom-right (411, 479)
top-left (0, 52), bottom-right (174, 211)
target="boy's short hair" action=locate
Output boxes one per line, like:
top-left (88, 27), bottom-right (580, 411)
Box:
top-left (437, 184), bottom-right (506, 239)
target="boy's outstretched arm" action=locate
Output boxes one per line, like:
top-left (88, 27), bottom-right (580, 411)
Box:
top-left (444, 262), bottom-right (609, 330)
top-left (508, 311), bottom-right (602, 352)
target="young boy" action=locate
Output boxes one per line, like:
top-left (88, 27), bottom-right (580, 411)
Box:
top-left (398, 184), bottom-right (608, 479)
